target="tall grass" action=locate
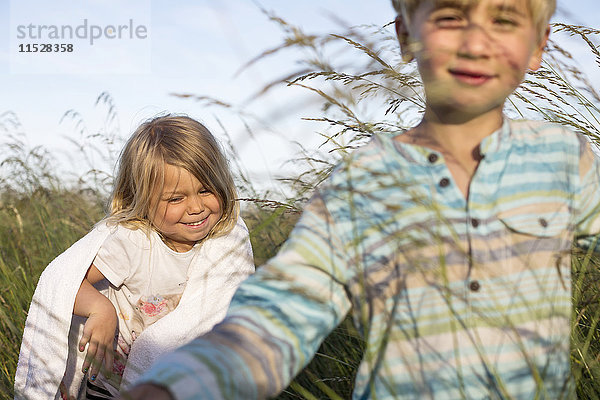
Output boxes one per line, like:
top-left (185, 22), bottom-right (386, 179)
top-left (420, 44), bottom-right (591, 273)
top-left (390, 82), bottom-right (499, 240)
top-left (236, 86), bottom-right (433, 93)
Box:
top-left (572, 248), bottom-right (600, 399)
top-left (1, 13), bottom-right (600, 400)
top-left (0, 119), bottom-right (105, 399)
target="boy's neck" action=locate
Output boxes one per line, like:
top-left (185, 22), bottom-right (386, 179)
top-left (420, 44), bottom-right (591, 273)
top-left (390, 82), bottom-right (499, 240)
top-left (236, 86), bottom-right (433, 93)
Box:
top-left (418, 107), bottom-right (504, 156)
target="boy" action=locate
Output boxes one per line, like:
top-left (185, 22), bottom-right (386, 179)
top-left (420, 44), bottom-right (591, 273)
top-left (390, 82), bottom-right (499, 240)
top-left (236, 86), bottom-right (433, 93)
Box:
top-left (126, 0), bottom-right (600, 398)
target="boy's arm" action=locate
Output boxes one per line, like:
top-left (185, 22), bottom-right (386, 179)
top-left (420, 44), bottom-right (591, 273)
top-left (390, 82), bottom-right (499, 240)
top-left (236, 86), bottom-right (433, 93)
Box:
top-left (73, 264), bottom-right (118, 381)
top-left (120, 384), bottom-right (173, 400)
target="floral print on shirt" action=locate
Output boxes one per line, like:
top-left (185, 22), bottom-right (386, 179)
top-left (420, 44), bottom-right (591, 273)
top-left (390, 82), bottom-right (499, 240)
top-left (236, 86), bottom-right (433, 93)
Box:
top-left (137, 295), bottom-right (168, 317)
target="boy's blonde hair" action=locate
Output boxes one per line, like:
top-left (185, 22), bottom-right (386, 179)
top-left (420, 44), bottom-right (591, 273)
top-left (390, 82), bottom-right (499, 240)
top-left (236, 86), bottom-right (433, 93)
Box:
top-left (391, 0), bottom-right (555, 42)
top-left (108, 115), bottom-right (238, 240)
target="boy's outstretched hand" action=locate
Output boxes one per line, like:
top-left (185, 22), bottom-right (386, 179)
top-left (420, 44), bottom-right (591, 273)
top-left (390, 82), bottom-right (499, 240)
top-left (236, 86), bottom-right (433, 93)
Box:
top-left (118, 384), bottom-right (174, 400)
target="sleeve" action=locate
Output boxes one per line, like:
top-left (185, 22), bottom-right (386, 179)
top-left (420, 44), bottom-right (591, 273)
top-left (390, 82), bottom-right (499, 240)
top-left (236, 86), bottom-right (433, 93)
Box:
top-left (136, 192), bottom-right (354, 400)
top-left (574, 137), bottom-right (600, 252)
top-left (93, 225), bottom-right (139, 287)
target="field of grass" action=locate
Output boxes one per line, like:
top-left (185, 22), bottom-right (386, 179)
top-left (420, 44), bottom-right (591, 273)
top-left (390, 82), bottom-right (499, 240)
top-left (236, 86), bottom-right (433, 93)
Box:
top-left (3, 184), bottom-right (600, 400)
top-left (0, 177), bottom-right (365, 400)
top-left (2, 17), bottom-right (600, 400)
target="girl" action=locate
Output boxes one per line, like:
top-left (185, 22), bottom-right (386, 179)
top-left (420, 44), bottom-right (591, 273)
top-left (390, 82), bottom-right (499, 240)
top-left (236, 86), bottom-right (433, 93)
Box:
top-left (14, 115), bottom-right (255, 399)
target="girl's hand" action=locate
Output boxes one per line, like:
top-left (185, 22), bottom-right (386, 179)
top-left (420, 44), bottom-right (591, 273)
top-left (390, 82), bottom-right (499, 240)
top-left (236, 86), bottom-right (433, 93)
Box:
top-left (73, 264), bottom-right (118, 381)
top-left (79, 305), bottom-right (118, 381)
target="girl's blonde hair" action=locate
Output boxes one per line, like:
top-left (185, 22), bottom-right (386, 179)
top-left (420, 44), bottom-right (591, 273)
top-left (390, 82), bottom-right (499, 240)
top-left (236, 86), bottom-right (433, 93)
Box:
top-left (108, 115), bottom-right (238, 239)
top-left (391, 0), bottom-right (556, 43)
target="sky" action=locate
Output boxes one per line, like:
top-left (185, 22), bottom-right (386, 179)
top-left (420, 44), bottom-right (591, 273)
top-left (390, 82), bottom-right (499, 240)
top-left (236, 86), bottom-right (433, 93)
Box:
top-left (1, 0), bottom-right (599, 195)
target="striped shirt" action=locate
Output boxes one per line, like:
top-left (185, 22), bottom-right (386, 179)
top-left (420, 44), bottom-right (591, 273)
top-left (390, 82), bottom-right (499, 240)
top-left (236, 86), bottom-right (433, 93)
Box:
top-left (140, 119), bottom-right (600, 399)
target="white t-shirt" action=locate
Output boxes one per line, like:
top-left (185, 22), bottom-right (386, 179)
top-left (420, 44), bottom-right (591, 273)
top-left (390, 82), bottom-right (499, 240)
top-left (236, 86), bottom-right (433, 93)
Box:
top-left (92, 224), bottom-right (201, 394)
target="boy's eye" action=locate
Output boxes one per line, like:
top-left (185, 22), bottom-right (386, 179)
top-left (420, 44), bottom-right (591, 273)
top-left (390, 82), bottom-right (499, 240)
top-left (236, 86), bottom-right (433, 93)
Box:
top-left (493, 16), bottom-right (518, 28)
top-left (432, 11), bottom-right (465, 28)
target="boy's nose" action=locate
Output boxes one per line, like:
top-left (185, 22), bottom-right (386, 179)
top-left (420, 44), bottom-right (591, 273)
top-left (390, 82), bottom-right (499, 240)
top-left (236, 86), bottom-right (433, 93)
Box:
top-left (458, 23), bottom-right (493, 59)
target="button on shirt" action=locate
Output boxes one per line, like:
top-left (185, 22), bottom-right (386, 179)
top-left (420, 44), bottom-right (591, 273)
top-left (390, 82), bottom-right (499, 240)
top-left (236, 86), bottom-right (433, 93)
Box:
top-left (140, 120), bottom-right (600, 399)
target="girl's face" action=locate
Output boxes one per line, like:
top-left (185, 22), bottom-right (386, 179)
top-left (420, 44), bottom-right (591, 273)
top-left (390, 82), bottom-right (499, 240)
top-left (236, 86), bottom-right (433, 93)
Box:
top-left (150, 163), bottom-right (222, 252)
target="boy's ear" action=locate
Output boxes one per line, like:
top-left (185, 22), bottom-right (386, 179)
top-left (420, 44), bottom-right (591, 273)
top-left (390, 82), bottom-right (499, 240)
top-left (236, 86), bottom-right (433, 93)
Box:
top-left (528, 25), bottom-right (551, 71)
top-left (395, 15), bottom-right (414, 62)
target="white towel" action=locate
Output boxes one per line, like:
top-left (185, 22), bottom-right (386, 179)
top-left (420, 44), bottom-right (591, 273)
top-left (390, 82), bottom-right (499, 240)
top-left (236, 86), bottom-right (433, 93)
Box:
top-left (14, 217), bottom-right (254, 399)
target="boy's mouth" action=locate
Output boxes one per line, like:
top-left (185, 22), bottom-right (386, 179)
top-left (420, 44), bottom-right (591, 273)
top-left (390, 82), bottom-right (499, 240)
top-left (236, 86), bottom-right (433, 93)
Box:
top-left (449, 68), bottom-right (495, 85)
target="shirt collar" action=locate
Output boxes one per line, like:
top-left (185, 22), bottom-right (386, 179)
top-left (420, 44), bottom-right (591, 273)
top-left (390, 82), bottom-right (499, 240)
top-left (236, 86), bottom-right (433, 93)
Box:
top-left (387, 118), bottom-right (511, 165)
top-left (479, 118), bottom-right (511, 156)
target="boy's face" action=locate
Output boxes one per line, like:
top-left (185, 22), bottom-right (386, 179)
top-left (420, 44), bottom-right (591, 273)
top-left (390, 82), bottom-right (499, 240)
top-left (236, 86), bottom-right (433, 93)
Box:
top-left (397, 0), bottom-right (548, 121)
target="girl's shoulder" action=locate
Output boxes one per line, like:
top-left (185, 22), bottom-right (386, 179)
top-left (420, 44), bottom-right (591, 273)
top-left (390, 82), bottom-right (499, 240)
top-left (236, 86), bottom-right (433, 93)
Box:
top-left (94, 223), bottom-right (155, 276)
top-left (100, 222), bottom-right (153, 252)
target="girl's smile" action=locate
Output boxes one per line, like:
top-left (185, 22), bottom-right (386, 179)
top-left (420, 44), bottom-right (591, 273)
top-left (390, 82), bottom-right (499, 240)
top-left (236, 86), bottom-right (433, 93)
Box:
top-left (150, 163), bottom-right (222, 252)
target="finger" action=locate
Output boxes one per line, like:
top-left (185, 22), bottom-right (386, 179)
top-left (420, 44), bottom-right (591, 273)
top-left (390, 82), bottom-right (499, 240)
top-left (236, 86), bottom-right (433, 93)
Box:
top-left (89, 343), bottom-right (106, 381)
top-left (78, 332), bottom-right (91, 352)
top-left (83, 341), bottom-right (98, 375)
top-left (81, 341), bottom-right (96, 373)
top-left (104, 347), bottom-right (114, 379)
